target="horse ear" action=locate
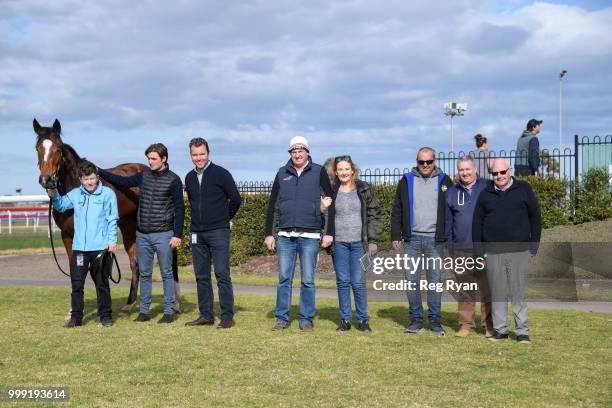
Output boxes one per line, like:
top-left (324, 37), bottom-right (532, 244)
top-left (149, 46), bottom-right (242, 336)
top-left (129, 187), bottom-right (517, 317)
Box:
top-left (52, 119), bottom-right (61, 135)
top-left (33, 118), bottom-right (42, 134)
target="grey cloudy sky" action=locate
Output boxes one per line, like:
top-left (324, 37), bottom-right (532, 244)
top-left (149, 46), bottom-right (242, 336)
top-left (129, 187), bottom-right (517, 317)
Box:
top-left (1, 0), bottom-right (611, 194)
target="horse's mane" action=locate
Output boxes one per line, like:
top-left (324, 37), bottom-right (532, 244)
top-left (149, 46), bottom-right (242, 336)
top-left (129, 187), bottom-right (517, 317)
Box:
top-left (62, 143), bottom-right (84, 163)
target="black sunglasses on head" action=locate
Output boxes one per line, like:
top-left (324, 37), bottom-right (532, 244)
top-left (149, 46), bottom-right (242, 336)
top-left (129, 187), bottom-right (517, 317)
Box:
top-left (335, 155), bottom-right (352, 163)
top-left (491, 168), bottom-right (510, 176)
top-left (417, 159), bottom-right (434, 165)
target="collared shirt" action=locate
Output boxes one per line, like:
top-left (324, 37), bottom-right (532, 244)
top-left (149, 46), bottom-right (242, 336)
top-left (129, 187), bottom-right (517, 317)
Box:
top-left (495, 177), bottom-right (514, 192)
top-left (195, 160), bottom-right (212, 184)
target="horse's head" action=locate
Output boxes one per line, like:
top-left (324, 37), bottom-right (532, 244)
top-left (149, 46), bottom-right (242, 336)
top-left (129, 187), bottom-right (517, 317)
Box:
top-left (33, 118), bottom-right (64, 189)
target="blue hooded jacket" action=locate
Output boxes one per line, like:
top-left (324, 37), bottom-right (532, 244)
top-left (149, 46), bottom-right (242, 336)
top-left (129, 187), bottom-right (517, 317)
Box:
top-left (52, 183), bottom-right (119, 251)
top-left (444, 178), bottom-right (487, 250)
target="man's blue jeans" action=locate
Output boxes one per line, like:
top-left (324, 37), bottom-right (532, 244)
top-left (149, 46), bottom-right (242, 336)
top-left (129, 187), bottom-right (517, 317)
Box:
top-left (332, 241), bottom-right (368, 322)
top-left (275, 236), bottom-right (319, 325)
top-left (136, 230), bottom-right (175, 315)
top-left (404, 234), bottom-right (443, 323)
top-left (191, 228), bottom-right (233, 321)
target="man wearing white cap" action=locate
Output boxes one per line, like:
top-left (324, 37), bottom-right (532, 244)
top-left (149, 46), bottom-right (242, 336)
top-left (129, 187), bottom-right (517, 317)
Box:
top-left (264, 136), bottom-right (333, 331)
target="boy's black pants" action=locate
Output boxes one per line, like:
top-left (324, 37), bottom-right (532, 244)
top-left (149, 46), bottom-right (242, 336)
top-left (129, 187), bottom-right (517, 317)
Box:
top-left (69, 250), bottom-right (112, 320)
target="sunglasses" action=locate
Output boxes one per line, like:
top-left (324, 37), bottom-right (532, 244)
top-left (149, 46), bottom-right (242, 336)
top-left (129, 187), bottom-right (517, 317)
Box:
top-left (417, 159), bottom-right (434, 166)
top-left (335, 155), bottom-right (352, 163)
top-left (491, 168), bottom-right (510, 176)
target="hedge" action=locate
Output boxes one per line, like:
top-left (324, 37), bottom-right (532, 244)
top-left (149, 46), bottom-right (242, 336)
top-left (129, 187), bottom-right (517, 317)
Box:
top-left (574, 167), bottom-right (612, 224)
top-left (177, 173), bottom-right (611, 266)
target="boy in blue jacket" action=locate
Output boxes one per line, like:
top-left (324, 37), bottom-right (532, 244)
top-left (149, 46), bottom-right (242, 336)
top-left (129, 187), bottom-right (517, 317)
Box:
top-left (51, 161), bottom-right (119, 328)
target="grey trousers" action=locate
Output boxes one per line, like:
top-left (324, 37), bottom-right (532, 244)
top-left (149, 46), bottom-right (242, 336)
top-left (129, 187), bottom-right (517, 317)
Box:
top-left (486, 251), bottom-right (531, 336)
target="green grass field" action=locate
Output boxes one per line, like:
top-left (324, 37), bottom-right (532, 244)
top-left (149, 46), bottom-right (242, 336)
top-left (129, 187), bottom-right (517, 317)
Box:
top-left (1, 288), bottom-right (611, 407)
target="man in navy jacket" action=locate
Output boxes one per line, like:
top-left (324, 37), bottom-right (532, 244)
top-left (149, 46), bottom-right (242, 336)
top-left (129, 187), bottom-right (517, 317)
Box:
top-left (184, 138), bottom-right (241, 329)
top-left (444, 156), bottom-right (492, 338)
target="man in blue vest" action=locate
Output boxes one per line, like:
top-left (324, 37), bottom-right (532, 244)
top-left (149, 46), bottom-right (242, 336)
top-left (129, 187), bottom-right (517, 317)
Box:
top-left (264, 136), bottom-right (333, 331)
top-left (184, 138), bottom-right (242, 329)
top-left (444, 155), bottom-right (493, 338)
top-left (391, 147), bottom-right (453, 335)
top-left (515, 119), bottom-right (541, 176)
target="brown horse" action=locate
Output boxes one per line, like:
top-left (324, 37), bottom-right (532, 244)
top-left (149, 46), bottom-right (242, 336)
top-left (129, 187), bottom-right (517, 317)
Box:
top-left (34, 118), bottom-right (180, 314)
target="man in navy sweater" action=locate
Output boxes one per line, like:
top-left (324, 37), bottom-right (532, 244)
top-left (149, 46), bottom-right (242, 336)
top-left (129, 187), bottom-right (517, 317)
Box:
top-left (472, 159), bottom-right (541, 344)
top-left (444, 156), bottom-right (492, 338)
top-left (184, 138), bottom-right (241, 329)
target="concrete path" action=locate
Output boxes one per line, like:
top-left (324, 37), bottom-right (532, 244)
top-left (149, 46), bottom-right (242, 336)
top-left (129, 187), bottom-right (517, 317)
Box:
top-left (1, 251), bottom-right (611, 313)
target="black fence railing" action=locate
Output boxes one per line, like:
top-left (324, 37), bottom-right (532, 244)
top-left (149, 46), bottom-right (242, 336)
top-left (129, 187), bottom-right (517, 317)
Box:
top-left (236, 181), bottom-right (274, 194)
top-left (236, 135), bottom-right (611, 196)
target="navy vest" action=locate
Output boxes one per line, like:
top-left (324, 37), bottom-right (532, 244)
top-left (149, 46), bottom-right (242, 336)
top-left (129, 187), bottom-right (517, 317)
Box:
top-left (276, 161), bottom-right (322, 230)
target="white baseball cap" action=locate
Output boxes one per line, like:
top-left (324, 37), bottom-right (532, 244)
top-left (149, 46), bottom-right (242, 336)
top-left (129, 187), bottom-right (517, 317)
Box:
top-left (288, 136), bottom-right (310, 152)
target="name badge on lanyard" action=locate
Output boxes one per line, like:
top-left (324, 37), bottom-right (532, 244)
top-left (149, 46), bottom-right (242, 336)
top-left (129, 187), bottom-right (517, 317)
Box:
top-left (191, 233), bottom-right (197, 244)
top-left (76, 254), bottom-right (84, 266)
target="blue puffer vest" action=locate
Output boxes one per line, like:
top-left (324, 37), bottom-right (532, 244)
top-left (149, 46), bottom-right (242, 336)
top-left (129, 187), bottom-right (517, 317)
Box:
top-left (276, 160), bottom-right (322, 230)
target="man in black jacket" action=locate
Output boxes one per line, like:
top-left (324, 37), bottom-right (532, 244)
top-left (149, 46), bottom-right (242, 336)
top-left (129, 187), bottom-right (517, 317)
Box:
top-left (472, 159), bottom-right (542, 344)
top-left (391, 147), bottom-right (454, 335)
top-left (184, 138), bottom-right (241, 329)
top-left (99, 143), bottom-right (184, 324)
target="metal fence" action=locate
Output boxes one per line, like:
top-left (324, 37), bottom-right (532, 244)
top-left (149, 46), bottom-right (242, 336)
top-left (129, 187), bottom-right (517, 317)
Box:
top-left (236, 134), bottom-right (611, 194)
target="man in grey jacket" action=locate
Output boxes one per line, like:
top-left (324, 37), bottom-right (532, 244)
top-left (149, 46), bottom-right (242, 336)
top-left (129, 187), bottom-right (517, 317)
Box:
top-left (515, 119), bottom-right (541, 176)
top-left (391, 147), bottom-right (453, 335)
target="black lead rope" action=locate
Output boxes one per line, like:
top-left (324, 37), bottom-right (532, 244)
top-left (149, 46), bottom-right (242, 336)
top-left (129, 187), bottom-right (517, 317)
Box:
top-left (97, 250), bottom-right (122, 284)
top-left (48, 200), bottom-right (71, 278)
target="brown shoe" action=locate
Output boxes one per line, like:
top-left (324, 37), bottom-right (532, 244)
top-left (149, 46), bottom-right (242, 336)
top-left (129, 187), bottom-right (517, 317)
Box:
top-left (217, 320), bottom-right (234, 329)
top-left (485, 328), bottom-right (495, 338)
top-left (134, 313), bottom-right (151, 322)
top-left (272, 321), bottom-right (288, 330)
top-left (455, 328), bottom-right (474, 337)
top-left (157, 314), bottom-right (175, 324)
top-left (299, 321), bottom-right (313, 332)
top-left (185, 317), bottom-right (215, 326)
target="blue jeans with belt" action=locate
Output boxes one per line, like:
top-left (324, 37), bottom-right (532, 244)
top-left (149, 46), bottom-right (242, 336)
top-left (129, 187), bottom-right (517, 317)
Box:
top-left (333, 241), bottom-right (368, 322)
top-left (275, 236), bottom-right (319, 325)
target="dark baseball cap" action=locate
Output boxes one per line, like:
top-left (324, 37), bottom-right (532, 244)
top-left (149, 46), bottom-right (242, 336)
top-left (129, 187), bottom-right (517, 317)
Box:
top-left (526, 119), bottom-right (543, 130)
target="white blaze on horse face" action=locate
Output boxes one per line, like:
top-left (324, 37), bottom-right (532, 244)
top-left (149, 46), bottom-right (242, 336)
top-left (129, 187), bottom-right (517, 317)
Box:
top-left (42, 139), bottom-right (53, 163)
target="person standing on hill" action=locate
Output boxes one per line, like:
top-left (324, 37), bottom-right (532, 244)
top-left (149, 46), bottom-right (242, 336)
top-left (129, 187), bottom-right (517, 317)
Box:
top-left (515, 119), bottom-right (542, 176)
top-left (474, 134), bottom-right (492, 179)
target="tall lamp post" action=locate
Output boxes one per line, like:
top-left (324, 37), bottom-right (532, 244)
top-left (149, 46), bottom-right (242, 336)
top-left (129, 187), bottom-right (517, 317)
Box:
top-left (444, 102), bottom-right (467, 154)
top-left (559, 69), bottom-right (567, 153)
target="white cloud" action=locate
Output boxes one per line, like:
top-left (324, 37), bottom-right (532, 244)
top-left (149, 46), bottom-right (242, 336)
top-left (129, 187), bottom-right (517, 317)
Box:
top-left (1, 0), bottom-right (611, 194)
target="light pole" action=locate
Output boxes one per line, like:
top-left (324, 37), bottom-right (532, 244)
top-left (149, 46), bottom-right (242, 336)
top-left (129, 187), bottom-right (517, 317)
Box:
top-left (559, 69), bottom-right (567, 153)
top-left (444, 102), bottom-right (467, 154)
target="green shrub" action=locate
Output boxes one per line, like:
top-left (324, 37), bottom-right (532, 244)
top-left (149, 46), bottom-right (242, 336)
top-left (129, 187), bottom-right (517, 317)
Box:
top-left (370, 184), bottom-right (397, 245)
top-left (177, 172), bottom-right (609, 267)
top-left (519, 175), bottom-right (571, 228)
top-left (574, 167), bottom-right (612, 224)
